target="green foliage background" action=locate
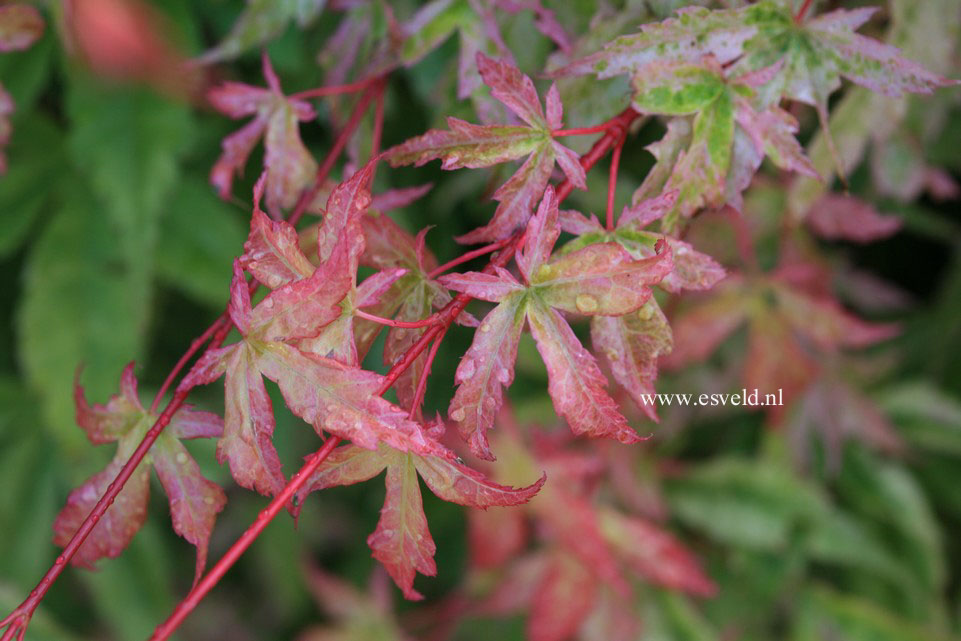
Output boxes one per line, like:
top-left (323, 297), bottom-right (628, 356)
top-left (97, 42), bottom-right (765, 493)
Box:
top-left (1, 1), bottom-right (960, 639)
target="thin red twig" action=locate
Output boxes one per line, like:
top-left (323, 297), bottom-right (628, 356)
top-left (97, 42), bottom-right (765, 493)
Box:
top-left (552, 123), bottom-right (611, 137)
top-left (289, 77), bottom-right (373, 100)
top-left (408, 326), bottom-right (448, 420)
top-left (427, 238), bottom-right (511, 279)
top-left (794, 0), bottom-right (814, 22)
top-left (556, 107), bottom-right (640, 202)
top-left (606, 133), bottom-right (626, 231)
top-left (5, 101), bottom-right (644, 641)
top-left (148, 436), bottom-right (343, 641)
top-left (0, 73), bottom-right (385, 641)
top-left (150, 317), bottom-right (226, 412)
top-left (355, 309), bottom-right (440, 329)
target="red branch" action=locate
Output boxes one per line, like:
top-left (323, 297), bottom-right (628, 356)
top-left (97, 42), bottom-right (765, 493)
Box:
top-left (148, 436), bottom-right (343, 641)
top-left (606, 132), bottom-right (627, 231)
top-left (794, 0), bottom-right (814, 23)
top-left (0, 79), bottom-right (386, 641)
top-left (2, 95), bottom-right (641, 641)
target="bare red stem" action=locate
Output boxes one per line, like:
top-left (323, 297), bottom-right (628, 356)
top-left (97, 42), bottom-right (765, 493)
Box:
top-left (794, 0), bottom-right (814, 22)
top-left (148, 436), bottom-right (343, 641)
top-left (556, 107), bottom-right (640, 202)
top-left (606, 133), bottom-right (626, 231)
top-left (150, 317), bottom-right (226, 412)
top-left (408, 326), bottom-right (448, 420)
top-left (0, 72), bottom-right (385, 641)
top-left (289, 77), bottom-right (373, 100)
top-left (355, 309), bottom-right (440, 329)
top-left (552, 123), bottom-right (612, 137)
top-left (427, 238), bottom-right (511, 279)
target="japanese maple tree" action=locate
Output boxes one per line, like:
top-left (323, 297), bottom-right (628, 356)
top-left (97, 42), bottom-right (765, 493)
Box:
top-left (0, 1), bottom-right (958, 641)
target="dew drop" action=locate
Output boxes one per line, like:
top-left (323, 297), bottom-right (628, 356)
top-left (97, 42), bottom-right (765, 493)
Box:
top-left (575, 294), bottom-right (599, 313)
top-left (480, 323), bottom-right (491, 333)
top-left (637, 304), bottom-right (654, 321)
top-left (450, 408), bottom-right (466, 422)
top-left (203, 496), bottom-right (215, 506)
top-left (176, 452), bottom-right (188, 465)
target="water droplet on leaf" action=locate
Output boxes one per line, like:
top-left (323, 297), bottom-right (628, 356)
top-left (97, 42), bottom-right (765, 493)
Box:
top-left (575, 294), bottom-right (599, 313)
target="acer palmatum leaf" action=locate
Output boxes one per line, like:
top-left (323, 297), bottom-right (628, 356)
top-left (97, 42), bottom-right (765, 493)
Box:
top-left (295, 443), bottom-right (544, 599)
top-left (806, 193), bottom-right (902, 243)
top-left (439, 187), bottom-right (671, 459)
top-left (53, 364), bottom-right (226, 581)
top-left (240, 176), bottom-right (315, 289)
top-left (208, 54), bottom-right (317, 217)
top-left (385, 53), bottom-right (586, 244)
top-left (556, 190), bottom-right (724, 419)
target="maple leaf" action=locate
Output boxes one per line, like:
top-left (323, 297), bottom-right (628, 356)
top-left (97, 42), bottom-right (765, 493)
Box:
top-left (399, 0), bottom-right (570, 100)
top-left (554, 1), bottom-right (954, 215)
top-left (470, 426), bottom-right (715, 641)
top-left (357, 215), bottom-right (459, 415)
top-left (182, 166), bottom-right (450, 498)
top-left (438, 187), bottom-right (672, 459)
top-left (625, 56), bottom-right (818, 226)
top-left (666, 271), bottom-right (900, 419)
top-left (208, 53), bottom-right (317, 218)
top-left (299, 565), bottom-right (405, 641)
top-left (52, 364), bottom-right (226, 581)
top-left (555, 190), bottom-right (724, 420)
top-left (806, 193), bottom-right (902, 243)
top-left (385, 53), bottom-right (586, 244)
top-left (556, 1), bottom-right (955, 113)
top-left (296, 440), bottom-right (545, 599)
top-left (199, 0), bottom-right (325, 63)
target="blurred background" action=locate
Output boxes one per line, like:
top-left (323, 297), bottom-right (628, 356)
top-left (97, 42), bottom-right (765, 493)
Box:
top-left (1, 0), bottom-right (960, 639)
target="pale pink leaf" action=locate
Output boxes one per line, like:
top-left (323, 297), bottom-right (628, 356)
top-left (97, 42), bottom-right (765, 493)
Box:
top-left (74, 362), bottom-right (142, 444)
top-left (618, 190), bottom-right (678, 229)
top-left (169, 406), bottom-right (224, 440)
top-left (516, 185), bottom-right (560, 282)
top-left (457, 144), bottom-right (557, 244)
top-left (527, 302), bottom-right (640, 444)
top-left (256, 343), bottom-right (448, 458)
top-left (591, 304), bottom-right (673, 422)
top-left (52, 443), bottom-right (151, 569)
top-left (536, 244), bottom-right (672, 316)
top-left (414, 453), bottom-right (545, 507)
top-left (219, 344), bottom-right (286, 496)
top-left (599, 508), bottom-right (716, 596)
top-left (437, 270), bottom-right (524, 303)
top-left (296, 444), bottom-right (390, 504)
top-left (152, 435), bottom-right (227, 581)
top-left (249, 238), bottom-right (352, 342)
top-left (544, 82), bottom-right (563, 130)
top-left (476, 52), bottom-right (546, 129)
top-left (807, 194), bottom-right (901, 243)
top-left (241, 200), bottom-right (315, 288)
top-left (227, 260), bottom-right (252, 334)
top-left (775, 287), bottom-right (900, 349)
top-left (659, 238), bottom-right (726, 293)
top-left (529, 555), bottom-right (597, 641)
top-left (448, 295), bottom-right (526, 460)
top-left (368, 453), bottom-right (436, 600)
